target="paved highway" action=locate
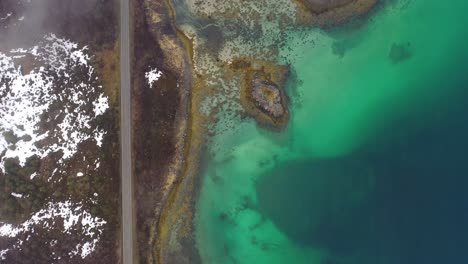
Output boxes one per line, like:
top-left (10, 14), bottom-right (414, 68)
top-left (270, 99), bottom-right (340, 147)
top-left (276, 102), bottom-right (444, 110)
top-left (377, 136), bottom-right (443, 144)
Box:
top-left (120, 0), bottom-right (134, 262)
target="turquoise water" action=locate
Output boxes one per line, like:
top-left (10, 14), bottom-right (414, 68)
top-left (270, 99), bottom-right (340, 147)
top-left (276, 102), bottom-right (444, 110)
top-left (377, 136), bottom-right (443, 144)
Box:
top-left (195, 1), bottom-right (468, 263)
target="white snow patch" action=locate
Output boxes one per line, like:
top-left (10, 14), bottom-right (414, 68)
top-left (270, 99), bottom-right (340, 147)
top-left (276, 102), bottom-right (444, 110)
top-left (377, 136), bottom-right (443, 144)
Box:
top-left (30, 172), bottom-right (38, 180)
top-left (76, 172), bottom-right (84, 177)
top-left (145, 68), bottom-right (163, 88)
top-left (1, 13), bottom-right (12, 21)
top-left (0, 249), bottom-right (8, 260)
top-left (93, 93), bottom-right (109, 116)
top-left (80, 241), bottom-right (94, 258)
top-left (0, 224), bottom-right (19, 237)
top-left (11, 192), bottom-right (23, 198)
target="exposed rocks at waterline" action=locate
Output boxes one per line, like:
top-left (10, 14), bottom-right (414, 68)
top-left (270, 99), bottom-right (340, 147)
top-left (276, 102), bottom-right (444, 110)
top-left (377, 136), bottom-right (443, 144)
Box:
top-left (299, 0), bottom-right (355, 13)
top-left (296, 0), bottom-right (378, 26)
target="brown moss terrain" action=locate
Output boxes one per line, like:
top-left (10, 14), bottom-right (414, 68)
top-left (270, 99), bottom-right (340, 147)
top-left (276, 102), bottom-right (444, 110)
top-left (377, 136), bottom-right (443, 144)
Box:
top-left (95, 45), bottom-right (120, 108)
top-left (132, 0), bottom-right (196, 263)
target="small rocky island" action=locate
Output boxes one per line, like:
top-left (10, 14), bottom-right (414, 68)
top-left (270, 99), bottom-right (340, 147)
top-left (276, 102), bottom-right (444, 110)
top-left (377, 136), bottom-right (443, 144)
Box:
top-left (234, 59), bottom-right (290, 129)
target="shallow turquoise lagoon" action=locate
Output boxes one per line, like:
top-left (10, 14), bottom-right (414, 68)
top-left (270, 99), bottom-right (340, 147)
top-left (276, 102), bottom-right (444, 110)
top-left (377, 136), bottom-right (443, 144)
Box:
top-left (195, 1), bottom-right (468, 263)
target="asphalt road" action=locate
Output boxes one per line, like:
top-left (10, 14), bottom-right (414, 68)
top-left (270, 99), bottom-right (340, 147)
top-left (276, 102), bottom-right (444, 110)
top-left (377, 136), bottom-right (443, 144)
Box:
top-left (120, 0), bottom-right (134, 262)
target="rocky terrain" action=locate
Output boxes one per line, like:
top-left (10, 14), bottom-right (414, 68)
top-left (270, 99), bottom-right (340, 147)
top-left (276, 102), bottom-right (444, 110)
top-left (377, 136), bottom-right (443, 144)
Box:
top-left (251, 77), bottom-right (286, 118)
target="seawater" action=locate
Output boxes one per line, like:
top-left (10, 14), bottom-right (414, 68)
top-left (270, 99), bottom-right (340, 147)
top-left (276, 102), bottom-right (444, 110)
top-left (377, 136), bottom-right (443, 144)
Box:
top-left (195, 1), bottom-right (468, 263)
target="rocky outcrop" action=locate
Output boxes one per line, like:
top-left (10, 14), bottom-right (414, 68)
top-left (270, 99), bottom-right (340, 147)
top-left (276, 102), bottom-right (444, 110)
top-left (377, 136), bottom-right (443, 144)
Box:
top-left (251, 76), bottom-right (286, 118)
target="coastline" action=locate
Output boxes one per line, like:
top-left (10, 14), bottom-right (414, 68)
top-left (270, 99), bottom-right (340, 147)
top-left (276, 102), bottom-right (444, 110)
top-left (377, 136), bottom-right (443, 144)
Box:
top-left (149, 0), bottom-right (380, 263)
top-left (153, 0), bottom-right (205, 262)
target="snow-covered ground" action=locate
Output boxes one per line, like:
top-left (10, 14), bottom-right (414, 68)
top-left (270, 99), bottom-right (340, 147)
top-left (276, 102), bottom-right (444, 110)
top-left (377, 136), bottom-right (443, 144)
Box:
top-left (0, 34), bottom-right (108, 171)
top-left (0, 34), bottom-right (110, 261)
